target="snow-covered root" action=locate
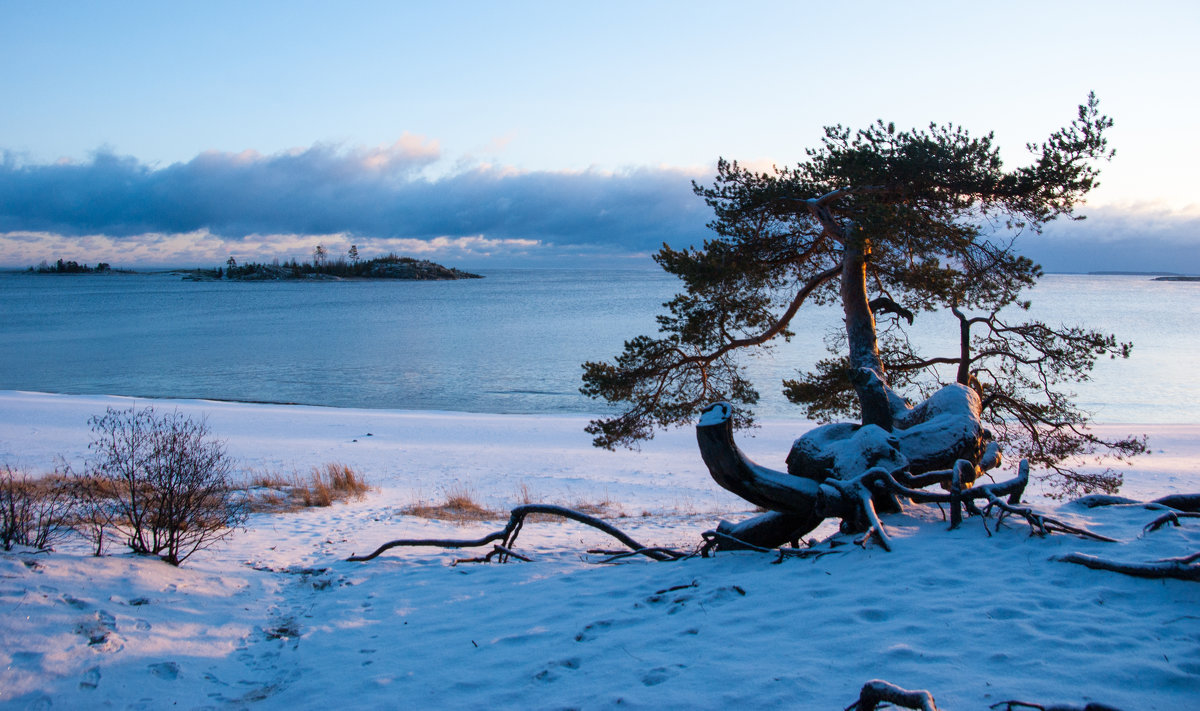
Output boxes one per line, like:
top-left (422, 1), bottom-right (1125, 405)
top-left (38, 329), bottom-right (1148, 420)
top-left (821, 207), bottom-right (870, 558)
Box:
top-left (990, 700), bottom-right (1126, 710)
top-left (1055, 551), bottom-right (1200, 582)
top-left (1054, 497), bottom-right (1200, 581)
top-left (846, 680), bottom-right (939, 710)
top-left (698, 398), bottom-right (1118, 551)
top-left (345, 504), bottom-right (691, 563)
top-left (844, 680), bottom-right (1127, 711)
top-left (1053, 493), bottom-right (1200, 581)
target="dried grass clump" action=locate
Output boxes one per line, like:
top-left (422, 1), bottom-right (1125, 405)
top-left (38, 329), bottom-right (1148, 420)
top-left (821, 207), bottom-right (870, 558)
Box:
top-left (299, 463), bottom-right (371, 508)
top-left (571, 494), bottom-right (619, 517)
top-left (401, 486), bottom-right (497, 522)
top-left (243, 463), bottom-right (370, 512)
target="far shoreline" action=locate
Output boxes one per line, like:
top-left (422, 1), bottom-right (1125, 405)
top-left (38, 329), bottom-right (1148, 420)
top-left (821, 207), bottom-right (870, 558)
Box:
top-left (1, 388), bottom-right (1190, 430)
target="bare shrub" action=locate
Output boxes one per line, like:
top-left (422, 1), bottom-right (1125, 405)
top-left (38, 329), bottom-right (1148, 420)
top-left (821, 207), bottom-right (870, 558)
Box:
top-left (80, 407), bottom-right (247, 566)
top-left (0, 465), bottom-right (74, 551)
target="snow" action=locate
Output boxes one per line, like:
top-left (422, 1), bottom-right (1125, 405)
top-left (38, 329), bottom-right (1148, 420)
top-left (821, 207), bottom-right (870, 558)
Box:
top-left (2, 390), bottom-right (1199, 710)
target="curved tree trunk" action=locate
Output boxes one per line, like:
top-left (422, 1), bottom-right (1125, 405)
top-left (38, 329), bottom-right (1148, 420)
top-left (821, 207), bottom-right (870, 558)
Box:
top-left (696, 403), bottom-right (827, 548)
top-left (840, 241), bottom-right (893, 430)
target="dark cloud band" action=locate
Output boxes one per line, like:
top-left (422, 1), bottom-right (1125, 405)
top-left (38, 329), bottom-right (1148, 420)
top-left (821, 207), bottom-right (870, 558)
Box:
top-left (0, 145), bottom-right (710, 252)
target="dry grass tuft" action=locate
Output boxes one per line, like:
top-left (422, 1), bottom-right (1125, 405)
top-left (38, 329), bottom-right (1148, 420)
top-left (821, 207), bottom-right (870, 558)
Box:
top-left (242, 463), bottom-right (370, 512)
top-left (401, 486), bottom-right (497, 522)
top-left (300, 462), bottom-right (371, 507)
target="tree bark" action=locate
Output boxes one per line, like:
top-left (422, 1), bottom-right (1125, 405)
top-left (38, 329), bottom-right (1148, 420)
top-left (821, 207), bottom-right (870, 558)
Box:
top-left (840, 241), bottom-right (892, 430)
top-left (696, 403), bottom-right (824, 515)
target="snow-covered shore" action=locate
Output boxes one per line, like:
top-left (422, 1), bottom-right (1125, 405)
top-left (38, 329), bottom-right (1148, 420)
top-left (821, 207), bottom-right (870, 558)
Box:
top-left (2, 390), bottom-right (1198, 709)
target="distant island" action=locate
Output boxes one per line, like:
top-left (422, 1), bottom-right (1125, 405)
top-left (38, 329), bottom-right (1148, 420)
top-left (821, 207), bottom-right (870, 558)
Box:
top-left (23, 250), bottom-right (482, 281)
top-left (1088, 270), bottom-right (1182, 276)
top-left (198, 252), bottom-right (483, 281)
top-left (29, 259), bottom-right (112, 274)
top-left (1086, 271), bottom-right (1199, 282)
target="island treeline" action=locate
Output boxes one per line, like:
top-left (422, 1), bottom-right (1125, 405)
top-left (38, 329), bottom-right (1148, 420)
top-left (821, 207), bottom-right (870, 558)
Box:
top-left (29, 259), bottom-right (111, 274)
top-left (214, 248), bottom-right (482, 281)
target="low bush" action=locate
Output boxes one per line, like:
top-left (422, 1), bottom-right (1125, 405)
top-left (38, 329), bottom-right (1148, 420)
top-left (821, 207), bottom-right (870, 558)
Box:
top-left (78, 407), bottom-right (247, 566)
top-left (0, 465), bottom-right (74, 551)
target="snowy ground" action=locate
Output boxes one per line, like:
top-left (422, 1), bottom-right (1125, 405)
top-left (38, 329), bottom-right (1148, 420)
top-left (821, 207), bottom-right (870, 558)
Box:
top-left (1, 390), bottom-right (1198, 710)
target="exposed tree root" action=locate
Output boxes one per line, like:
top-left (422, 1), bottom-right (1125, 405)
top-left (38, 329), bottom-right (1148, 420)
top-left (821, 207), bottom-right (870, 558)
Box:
top-left (846, 680), bottom-right (939, 710)
top-left (1144, 510), bottom-right (1200, 533)
top-left (990, 700), bottom-right (1125, 710)
top-left (346, 504), bottom-right (690, 563)
top-left (843, 681), bottom-right (1127, 711)
top-left (980, 491), bottom-right (1118, 542)
top-left (1056, 551), bottom-right (1200, 582)
top-left (1057, 493), bottom-right (1200, 581)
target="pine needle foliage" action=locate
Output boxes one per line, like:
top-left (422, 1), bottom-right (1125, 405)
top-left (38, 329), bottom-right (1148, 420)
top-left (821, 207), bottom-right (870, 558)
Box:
top-left (582, 94), bottom-right (1144, 495)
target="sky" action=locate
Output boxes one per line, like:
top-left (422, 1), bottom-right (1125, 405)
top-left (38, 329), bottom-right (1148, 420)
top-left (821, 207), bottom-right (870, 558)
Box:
top-left (1, 1), bottom-right (1198, 271)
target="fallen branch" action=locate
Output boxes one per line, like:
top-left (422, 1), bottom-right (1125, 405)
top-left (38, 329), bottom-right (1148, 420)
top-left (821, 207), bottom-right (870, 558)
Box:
top-left (347, 504), bottom-right (688, 563)
top-left (587, 547), bottom-right (699, 564)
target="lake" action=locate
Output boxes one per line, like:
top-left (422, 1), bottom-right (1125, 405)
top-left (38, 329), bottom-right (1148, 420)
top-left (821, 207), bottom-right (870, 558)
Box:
top-left (0, 269), bottom-right (1196, 424)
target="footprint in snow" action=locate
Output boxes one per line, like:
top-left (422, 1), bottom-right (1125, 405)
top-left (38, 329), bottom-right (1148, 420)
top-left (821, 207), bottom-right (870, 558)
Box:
top-left (149, 661), bottom-right (180, 680)
top-left (533, 658), bottom-right (581, 682)
top-left (855, 608), bottom-right (890, 623)
top-left (11, 651), bottom-right (44, 670)
top-left (79, 666), bottom-right (101, 690)
top-left (642, 664), bottom-right (686, 686)
top-left (574, 618), bottom-right (639, 642)
top-left (62, 593), bottom-right (89, 609)
top-left (75, 609), bottom-right (119, 648)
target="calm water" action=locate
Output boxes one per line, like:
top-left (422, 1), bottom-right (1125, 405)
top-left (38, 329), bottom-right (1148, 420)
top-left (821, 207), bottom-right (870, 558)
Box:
top-left (1, 269), bottom-right (1196, 423)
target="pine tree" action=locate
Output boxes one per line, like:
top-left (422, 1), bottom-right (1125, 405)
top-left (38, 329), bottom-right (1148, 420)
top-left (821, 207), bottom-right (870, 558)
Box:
top-left (582, 94), bottom-right (1143, 496)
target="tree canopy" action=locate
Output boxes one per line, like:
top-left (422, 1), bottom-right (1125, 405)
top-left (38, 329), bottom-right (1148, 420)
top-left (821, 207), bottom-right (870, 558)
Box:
top-left (582, 94), bottom-right (1143, 496)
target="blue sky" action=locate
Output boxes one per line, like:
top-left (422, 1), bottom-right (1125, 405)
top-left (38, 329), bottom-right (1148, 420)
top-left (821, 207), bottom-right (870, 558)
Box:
top-left (1, 1), bottom-right (1197, 270)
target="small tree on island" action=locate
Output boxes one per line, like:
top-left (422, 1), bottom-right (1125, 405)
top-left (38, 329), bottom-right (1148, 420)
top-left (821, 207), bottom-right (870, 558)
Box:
top-left (582, 93), bottom-right (1144, 525)
top-left (348, 244), bottom-right (359, 264)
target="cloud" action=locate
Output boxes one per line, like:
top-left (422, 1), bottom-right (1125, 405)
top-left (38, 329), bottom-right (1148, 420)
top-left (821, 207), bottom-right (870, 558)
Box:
top-left (3, 142), bottom-right (1196, 272)
top-left (0, 229), bottom-right (547, 268)
top-left (1020, 203), bottom-right (1200, 273)
top-left (0, 139), bottom-right (711, 259)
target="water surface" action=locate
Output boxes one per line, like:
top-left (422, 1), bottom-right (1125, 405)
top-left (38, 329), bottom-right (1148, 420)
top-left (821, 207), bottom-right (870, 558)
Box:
top-left (1, 269), bottom-right (1195, 423)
